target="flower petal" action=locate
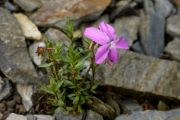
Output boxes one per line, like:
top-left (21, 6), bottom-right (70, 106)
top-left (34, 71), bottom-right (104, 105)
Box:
top-left (108, 48), bottom-right (119, 63)
top-left (99, 21), bottom-right (116, 40)
top-left (84, 27), bottom-right (109, 45)
top-left (115, 36), bottom-right (129, 49)
top-left (95, 44), bottom-right (109, 64)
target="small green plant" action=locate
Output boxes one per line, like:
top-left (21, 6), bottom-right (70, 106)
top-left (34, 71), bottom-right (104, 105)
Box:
top-left (38, 18), bottom-right (97, 114)
top-left (38, 19), bottom-right (129, 114)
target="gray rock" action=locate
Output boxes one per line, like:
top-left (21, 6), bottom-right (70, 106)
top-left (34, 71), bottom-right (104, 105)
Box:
top-left (13, 0), bottom-right (42, 12)
top-left (45, 28), bottom-right (70, 46)
top-left (0, 76), bottom-right (3, 91)
top-left (121, 99), bottom-right (142, 113)
top-left (0, 7), bottom-right (39, 84)
top-left (4, 0), bottom-right (19, 12)
top-left (114, 16), bottom-right (140, 46)
top-left (6, 113), bottom-right (27, 120)
top-left (110, 0), bottom-right (136, 21)
top-left (115, 109), bottom-right (180, 120)
top-left (29, 42), bottom-right (45, 65)
top-left (154, 0), bottom-right (175, 17)
top-left (98, 51), bottom-right (180, 100)
top-left (30, 0), bottom-right (111, 28)
top-left (165, 38), bottom-right (180, 61)
top-left (55, 110), bottom-right (103, 120)
top-left (140, 0), bottom-right (165, 57)
top-left (0, 78), bottom-right (12, 101)
top-left (167, 15), bottom-right (180, 38)
top-left (16, 84), bottom-right (34, 111)
top-left (33, 115), bottom-right (54, 120)
top-left (132, 41), bottom-right (145, 53)
top-left (26, 115), bottom-right (36, 120)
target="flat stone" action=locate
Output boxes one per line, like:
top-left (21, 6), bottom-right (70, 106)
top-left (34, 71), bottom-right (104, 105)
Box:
top-left (140, 0), bottom-right (165, 57)
top-left (34, 115), bottom-right (54, 120)
top-left (0, 7), bottom-right (39, 84)
top-left (115, 109), bottom-right (180, 120)
top-left (16, 84), bottom-right (34, 111)
top-left (154, 0), bottom-right (175, 17)
top-left (29, 42), bottom-right (45, 65)
top-left (140, 13), bottom-right (165, 57)
top-left (114, 16), bottom-right (140, 46)
top-left (14, 13), bottom-right (42, 40)
top-left (30, 0), bottom-right (111, 28)
top-left (165, 38), bottom-right (180, 61)
top-left (167, 15), bottom-right (180, 38)
top-left (0, 76), bottom-right (3, 91)
top-left (13, 0), bottom-right (42, 12)
top-left (6, 113), bottom-right (27, 120)
top-left (55, 110), bottom-right (103, 120)
top-left (120, 99), bottom-right (143, 113)
top-left (98, 51), bottom-right (180, 100)
top-left (0, 78), bottom-right (12, 101)
top-left (45, 28), bottom-right (70, 46)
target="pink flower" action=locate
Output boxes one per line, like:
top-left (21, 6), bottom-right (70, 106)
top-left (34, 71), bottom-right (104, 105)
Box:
top-left (84, 21), bottom-right (129, 64)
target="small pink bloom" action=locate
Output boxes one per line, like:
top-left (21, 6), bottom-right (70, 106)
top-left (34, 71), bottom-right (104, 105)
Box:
top-left (84, 21), bottom-right (129, 64)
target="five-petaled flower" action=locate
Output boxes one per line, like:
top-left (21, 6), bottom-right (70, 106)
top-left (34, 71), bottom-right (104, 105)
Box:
top-left (84, 21), bottom-right (129, 64)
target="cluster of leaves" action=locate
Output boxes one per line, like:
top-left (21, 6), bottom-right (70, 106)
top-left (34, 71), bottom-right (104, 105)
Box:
top-left (40, 19), bottom-right (98, 114)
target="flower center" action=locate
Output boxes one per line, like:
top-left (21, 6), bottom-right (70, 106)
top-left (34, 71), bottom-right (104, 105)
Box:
top-left (109, 41), bottom-right (116, 49)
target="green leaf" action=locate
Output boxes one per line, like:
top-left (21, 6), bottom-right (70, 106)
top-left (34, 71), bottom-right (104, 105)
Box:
top-left (57, 81), bottom-right (64, 89)
top-left (68, 93), bottom-right (76, 100)
top-left (66, 107), bottom-right (73, 111)
top-left (73, 96), bottom-right (79, 105)
top-left (75, 53), bottom-right (91, 69)
top-left (38, 62), bottom-right (53, 68)
top-left (42, 86), bottom-right (54, 95)
top-left (57, 99), bottom-right (65, 107)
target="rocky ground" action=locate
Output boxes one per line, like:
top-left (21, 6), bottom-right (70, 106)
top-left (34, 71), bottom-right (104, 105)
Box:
top-left (0, 0), bottom-right (180, 120)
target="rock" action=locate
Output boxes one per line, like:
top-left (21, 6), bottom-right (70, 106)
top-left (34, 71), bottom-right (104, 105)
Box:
top-left (6, 113), bottom-right (27, 120)
top-left (13, 0), bottom-right (42, 12)
top-left (114, 16), bottom-right (140, 46)
top-left (45, 28), bottom-right (70, 46)
top-left (0, 102), bottom-right (6, 112)
top-left (30, 0), bottom-right (111, 28)
top-left (140, 0), bottom-right (165, 57)
top-left (0, 112), bottom-right (3, 120)
top-left (26, 115), bottom-right (36, 120)
top-left (0, 76), bottom-right (3, 91)
top-left (120, 99), bottom-right (143, 113)
top-left (115, 109), bottom-right (180, 120)
top-left (154, 0), bottom-right (175, 17)
top-left (98, 51), bottom-right (180, 100)
top-left (4, 0), bottom-right (19, 12)
top-left (167, 15), bottom-right (180, 38)
top-left (33, 115), bottom-right (54, 120)
top-left (110, 0), bottom-right (136, 21)
top-left (131, 41), bottom-right (145, 53)
top-left (157, 100), bottom-right (169, 111)
top-left (87, 96), bottom-right (115, 119)
top-left (29, 42), bottom-right (45, 65)
top-left (0, 7), bottom-right (39, 84)
top-left (16, 84), bottom-right (34, 111)
top-left (164, 38), bottom-right (180, 61)
top-left (55, 110), bottom-right (103, 120)
top-left (170, 0), bottom-right (180, 10)
top-left (14, 13), bottom-right (42, 40)
top-left (0, 79), bottom-right (12, 101)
